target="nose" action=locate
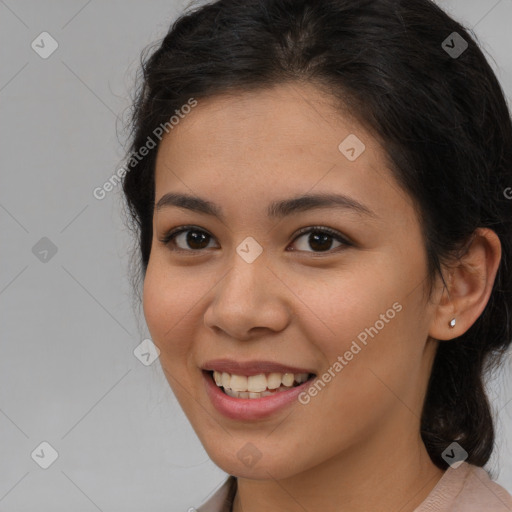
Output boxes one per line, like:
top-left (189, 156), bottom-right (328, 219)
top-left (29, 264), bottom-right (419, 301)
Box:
top-left (203, 253), bottom-right (291, 341)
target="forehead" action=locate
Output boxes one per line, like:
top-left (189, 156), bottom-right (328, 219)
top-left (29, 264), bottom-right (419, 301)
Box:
top-left (153, 82), bottom-right (414, 222)
top-left (156, 82), bottom-right (364, 160)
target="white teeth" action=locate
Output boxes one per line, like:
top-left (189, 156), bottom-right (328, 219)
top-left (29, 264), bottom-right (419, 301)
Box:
top-left (282, 373), bottom-right (294, 387)
top-left (248, 374), bottom-right (267, 392)
top-left (296, 373), bottom-right (309, 384)
top-left (230, 374), bottom-right (248, 392)
top-left (225, 387), bottom-right (274, 399)
top-left (224, 388), bottom-right (237, 398)
top-left (211, 370), bottom-right (312, 397)
top-left (267, 373), bottom-right (282, 389)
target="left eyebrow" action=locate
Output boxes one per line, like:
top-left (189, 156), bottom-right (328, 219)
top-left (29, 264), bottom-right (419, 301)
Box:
top-left (154, 192), bottom-right (378, 221)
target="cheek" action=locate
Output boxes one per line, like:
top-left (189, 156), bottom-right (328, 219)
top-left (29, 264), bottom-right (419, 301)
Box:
top-left (294, 257), bottom-right (421, 392)
top-left (142, 257), bottom-right (194, 359)
top-left (310, 287), bottom-right (427, 430)
top-left (142, 260), bottom-right (201, 411)
top-left (286, 260), bottom-right (401, 349)
top-left (142, 260), bottom-right (168, 343)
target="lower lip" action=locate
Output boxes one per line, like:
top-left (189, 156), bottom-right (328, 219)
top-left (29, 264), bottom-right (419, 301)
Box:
top-left (202, 370), bottom-right (315, 421)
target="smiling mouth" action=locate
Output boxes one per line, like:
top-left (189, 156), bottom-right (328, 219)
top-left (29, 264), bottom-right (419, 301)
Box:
top-left (207, 370), bottom-right (316, 399)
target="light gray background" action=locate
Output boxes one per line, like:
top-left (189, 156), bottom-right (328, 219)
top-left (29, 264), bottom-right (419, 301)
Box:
top-left (1, 1), bottom-right (511, 511)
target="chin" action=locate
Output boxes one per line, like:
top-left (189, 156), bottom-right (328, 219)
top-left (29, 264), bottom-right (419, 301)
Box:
top-left (199, 436), bottom-right (307, 480)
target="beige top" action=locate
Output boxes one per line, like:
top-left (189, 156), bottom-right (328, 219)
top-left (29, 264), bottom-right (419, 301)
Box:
top-left (196, 462), bottom-right (512, 512)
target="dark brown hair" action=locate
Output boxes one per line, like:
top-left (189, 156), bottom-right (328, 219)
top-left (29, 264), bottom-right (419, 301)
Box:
top-left (121, 0), bottom-right (512, 470)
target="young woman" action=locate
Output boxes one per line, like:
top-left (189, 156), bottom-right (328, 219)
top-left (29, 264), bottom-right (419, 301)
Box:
top-left (121, 0), bottom-right (512, 510)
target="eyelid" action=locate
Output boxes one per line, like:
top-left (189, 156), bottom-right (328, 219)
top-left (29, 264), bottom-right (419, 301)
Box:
top-left (291, 225), bottom-right (354, 247)
top-left (158, 224), bottom-right (353, 253)
top-left (158, 224), bottom-right (218, 250)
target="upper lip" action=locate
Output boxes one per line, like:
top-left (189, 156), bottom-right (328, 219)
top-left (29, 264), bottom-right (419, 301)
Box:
top-left (201, 359), bottom-right (315, 377)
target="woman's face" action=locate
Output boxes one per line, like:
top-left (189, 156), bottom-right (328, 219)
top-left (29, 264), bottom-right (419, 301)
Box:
top-left (143, 82), bottom-right (442, 479)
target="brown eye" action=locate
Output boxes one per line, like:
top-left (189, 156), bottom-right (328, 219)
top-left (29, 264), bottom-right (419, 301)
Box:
top-left (289, 227), bottom-right (351, 253)
top-left (160, 225), bottom-right (351, 254)
top-left (160, 227), bottom-right (218, 251)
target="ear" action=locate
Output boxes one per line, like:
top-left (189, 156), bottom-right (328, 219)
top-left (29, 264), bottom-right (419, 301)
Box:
top-left (429, 228), bottom-right (502, 341)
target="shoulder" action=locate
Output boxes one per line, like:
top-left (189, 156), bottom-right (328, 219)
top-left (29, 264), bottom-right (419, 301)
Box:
top-left (193, 464), bottom-right (512, 512)
top-left (196, 476), bottom-right (237, 512)
top-left (415, 462), bottom-right (512, 512)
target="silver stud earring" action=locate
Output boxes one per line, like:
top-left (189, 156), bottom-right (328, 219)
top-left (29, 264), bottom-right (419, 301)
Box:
top-left (449, 318), bottom-right (456, 328)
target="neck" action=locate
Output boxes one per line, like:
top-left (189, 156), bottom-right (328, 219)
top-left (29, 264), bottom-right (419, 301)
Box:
top-left (232, 418), bottom-right (445, 512)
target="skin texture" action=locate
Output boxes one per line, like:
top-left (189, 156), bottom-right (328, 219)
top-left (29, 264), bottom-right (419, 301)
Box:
top-left (142, 82), bottom-right (502, 512)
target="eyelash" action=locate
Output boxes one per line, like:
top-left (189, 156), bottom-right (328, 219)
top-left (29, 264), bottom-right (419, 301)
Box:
top-left (158, 225), bottom-right (353, 254)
